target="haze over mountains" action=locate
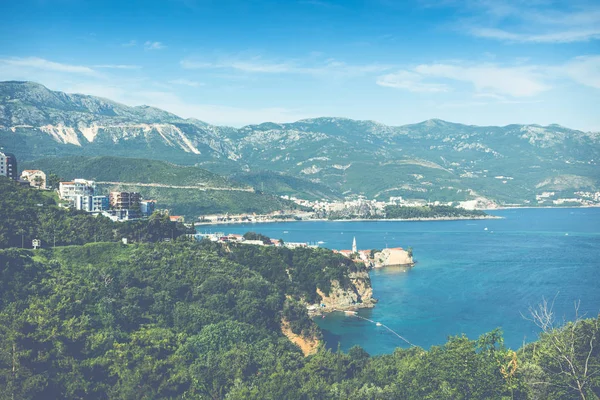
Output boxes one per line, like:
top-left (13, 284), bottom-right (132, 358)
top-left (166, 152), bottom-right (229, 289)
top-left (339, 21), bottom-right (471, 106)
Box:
top-left (2, 81), bottom-right (599, 204)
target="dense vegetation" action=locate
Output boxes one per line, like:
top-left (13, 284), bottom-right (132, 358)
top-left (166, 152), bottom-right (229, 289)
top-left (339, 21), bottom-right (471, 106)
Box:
top-left (243, 231), bottom-right (273, 244)
top-left (231, 170), bottom-right (343, 201)
top-left (0, 239), bottom-right (598, 399)
top-left (384, 205), bottom-right (489, 219)
top-left (97, 184), bottom-right (305, 219)
top-left (0, 177), bottom-right (192, 249)
top-left (23, 156), bottom-right (245, 188)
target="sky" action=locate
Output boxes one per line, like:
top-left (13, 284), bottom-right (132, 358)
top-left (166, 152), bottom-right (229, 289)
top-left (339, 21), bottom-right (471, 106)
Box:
top-left (0, 0), bottom-right (599, 130)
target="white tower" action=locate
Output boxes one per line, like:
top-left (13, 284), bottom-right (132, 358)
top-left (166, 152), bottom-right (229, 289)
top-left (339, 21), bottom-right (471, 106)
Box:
top-left (352, 236), bottom-right (357, 254)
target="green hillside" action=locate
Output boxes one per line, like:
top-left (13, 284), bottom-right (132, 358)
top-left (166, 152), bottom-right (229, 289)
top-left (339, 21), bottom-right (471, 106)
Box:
top-left (23, 156), bottom-right (246, 188)
top-left (1, 240), bottom-right (599, 399)
top-left (231, 170), bottom-right (343, 200)
top-left (22, 156), bottom-right (304, 219)
top-left (96, 183), bottom-right (307, 217)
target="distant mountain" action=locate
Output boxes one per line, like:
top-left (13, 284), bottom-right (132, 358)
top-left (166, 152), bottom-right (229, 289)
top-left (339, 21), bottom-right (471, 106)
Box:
top-left (2, 81), bottom-right (600, 204)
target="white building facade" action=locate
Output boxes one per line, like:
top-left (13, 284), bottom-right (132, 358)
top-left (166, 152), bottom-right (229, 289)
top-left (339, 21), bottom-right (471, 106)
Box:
top-left (59, 179), bottom-right (96, 203)
top-left (20, 169), bottom-right (47, 189)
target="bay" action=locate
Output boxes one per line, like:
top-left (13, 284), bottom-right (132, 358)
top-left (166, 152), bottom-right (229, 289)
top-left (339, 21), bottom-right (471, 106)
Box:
top-left (201, 207), bottom-right (600, 354)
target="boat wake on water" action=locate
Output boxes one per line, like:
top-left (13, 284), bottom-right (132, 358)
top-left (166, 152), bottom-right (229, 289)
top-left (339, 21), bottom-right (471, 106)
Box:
top-left (331, 310), bottom-right (417, 347)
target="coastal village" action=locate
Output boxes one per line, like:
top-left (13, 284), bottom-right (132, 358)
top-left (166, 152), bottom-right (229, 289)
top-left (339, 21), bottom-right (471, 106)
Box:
top-left (1, 151), bottom-right (185, 223)
top-left (2, 151), bottom-right (415, 269)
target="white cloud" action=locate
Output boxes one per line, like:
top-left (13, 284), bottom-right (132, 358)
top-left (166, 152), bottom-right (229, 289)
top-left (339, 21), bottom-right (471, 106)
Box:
top-left (414, 63), bottom-right (549, 97)
top-left (144, 41), bottom-right (165, 50)
top-left (94, 64), bottom-right (142, 70)
top-left (448, 0), bottom-right (600, 43)
top-left (122, 40), bottom-right (137, 47)
top-left (0, 57), bottom-right (96, 74)
top-left (470, 27), bottom-right (600, 43)
top-left (376, 70), bottom-right (449, 92)
top-left (181, 56), bottom-right (391, 77)
top-left (378, 62), bottom-right (550, 97)
top-left (168, 78), bottom-right (204, 87)
top-left (562, 55), bottom-right (600, 89)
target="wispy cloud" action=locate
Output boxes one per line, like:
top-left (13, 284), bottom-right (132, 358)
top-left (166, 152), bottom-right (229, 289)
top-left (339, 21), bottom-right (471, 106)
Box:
top-left (447, 0), bottom-right (600, 43)
top-left (168, 78), bottom-right (204, 87)
top-left (122, 40), bottom-right (137, 47)
top-left (377, 55), bottom-right (600, 98)
top-left (0, 57), bottom-right (96, 74)
top-left (414, 63), bottom-right (549, 97)
top-left (181, 55), bottom-right (391, 77)
top-left (562, 55), bottom-right (600, 89)
top-left (144, 41), bottom-right (166, 50)
top-left (376, 70), bottom-right (449, 92)
top-left (94, 64), bottom-right (142, 70)
top-left (470, 27), bottom-right (600, 44)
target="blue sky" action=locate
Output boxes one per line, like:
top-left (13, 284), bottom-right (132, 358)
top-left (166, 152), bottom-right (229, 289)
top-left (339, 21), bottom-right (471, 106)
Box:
top-left (1, 0), bottom-right (599, 130)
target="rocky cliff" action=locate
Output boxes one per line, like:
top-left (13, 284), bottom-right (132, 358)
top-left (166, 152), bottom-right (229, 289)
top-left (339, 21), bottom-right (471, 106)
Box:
top-left (313, 270), bottom-right (375, 312)
top-left (373, 248), bottom-right (414, 268)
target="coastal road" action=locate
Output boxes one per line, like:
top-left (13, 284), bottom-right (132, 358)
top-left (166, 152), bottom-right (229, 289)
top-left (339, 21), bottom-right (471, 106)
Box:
top-left (95, 181), bottom-right (255, 192)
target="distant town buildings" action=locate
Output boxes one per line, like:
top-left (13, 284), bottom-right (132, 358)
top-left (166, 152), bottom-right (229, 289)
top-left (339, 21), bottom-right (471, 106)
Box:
top-left (0, 151), bottom-right (18, 180)
top-left (20, 169), bottom-right (47, 189)
top-left (55, 180), bottom-right (156, 221)
top-left (110, 191), bottom-right (142, 210)
top-left (140, 199), bottom-right (156, 216)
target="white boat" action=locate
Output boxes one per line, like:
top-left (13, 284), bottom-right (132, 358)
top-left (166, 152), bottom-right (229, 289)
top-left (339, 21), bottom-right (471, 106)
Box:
top-left (317, 241), bottom-right (325, 244)
top-left (376, 322), bottom-right (382, 326)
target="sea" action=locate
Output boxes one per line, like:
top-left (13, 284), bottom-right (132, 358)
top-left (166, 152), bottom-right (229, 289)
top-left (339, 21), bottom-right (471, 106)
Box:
top-left (200, 208), bottom-right (600, 354)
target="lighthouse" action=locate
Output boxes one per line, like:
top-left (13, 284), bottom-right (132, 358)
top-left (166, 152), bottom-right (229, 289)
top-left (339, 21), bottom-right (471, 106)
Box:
top-left (352, 236), bottom-right (357, 254)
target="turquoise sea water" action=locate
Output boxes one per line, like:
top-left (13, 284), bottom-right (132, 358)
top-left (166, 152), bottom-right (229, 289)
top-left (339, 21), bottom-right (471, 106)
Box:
top-left (202, 208), bottom-right (600, 354)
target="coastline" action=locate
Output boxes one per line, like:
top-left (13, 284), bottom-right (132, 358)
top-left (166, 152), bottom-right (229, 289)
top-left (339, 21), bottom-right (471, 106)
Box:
top-left (195, 215), bottom-right (501, 226)
top-left (485, 205), bottom-right (600, 210)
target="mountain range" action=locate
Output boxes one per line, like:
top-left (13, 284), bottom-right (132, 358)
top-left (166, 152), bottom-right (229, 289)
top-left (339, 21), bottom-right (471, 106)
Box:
top-left (2, 81), bottom-right (599, 205)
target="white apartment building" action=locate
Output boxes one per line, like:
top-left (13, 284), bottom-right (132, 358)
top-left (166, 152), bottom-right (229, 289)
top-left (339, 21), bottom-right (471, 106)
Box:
top-left (59, 179), bottom-right (96, 203)
top-left (73, 195), bottom-right (109, 212)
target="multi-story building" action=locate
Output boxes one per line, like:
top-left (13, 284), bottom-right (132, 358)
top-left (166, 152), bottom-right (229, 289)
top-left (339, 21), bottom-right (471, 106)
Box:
top-left (109, 191), bottom-right (142, 210)
top-left (59, 179), bottom-right (96, 203)
top-left (20, 169), bottom-right (47, 189)
top-left (140, 199), bottom-right (156, 216)
top-left (0, 151), bottom-right (18, 180)
top-left (74, 195), bottom-right (109, 212)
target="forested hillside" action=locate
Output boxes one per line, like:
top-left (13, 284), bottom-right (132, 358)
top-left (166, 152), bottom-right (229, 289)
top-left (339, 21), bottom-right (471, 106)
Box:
top-left (0, 239), bottom-right (598, 399)
top-left (0, 177), bottom-right (192, 248)
top-left (23, 156), bottom-right (246, 188)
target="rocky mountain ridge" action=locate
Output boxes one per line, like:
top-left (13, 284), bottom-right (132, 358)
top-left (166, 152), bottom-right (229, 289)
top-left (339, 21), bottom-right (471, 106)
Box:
top-left (2, 81), bottom-right (599, 204)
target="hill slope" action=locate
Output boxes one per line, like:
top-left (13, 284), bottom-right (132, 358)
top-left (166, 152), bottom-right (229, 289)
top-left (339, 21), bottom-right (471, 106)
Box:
top-left (3, 81), bottom-right (600, 204)
top-left (23, 156), bottom-right (247, 188)
top-left (22, 156), bottom-right (304, 218)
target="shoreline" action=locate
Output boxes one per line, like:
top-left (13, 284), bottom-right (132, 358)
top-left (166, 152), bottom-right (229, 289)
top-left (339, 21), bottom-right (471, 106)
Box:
top-left (484, 205), bottom-right (600, 210)
top-left (195, 215), bottom-right (501, 226)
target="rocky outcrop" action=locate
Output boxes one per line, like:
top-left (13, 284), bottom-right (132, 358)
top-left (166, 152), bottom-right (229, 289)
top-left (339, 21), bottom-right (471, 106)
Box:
top-left (313, 270), bottom-right (375, 312)
top-left (281, 318), bottom-right (319, 356)
top-left (373, 248), bottom-right (414, 268)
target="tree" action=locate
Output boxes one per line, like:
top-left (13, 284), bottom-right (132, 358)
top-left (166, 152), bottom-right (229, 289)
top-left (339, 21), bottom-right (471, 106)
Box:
top-left (523, 297), bottom-right (600, 400)
top-left (46, 173), bottom-right (61, 190)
